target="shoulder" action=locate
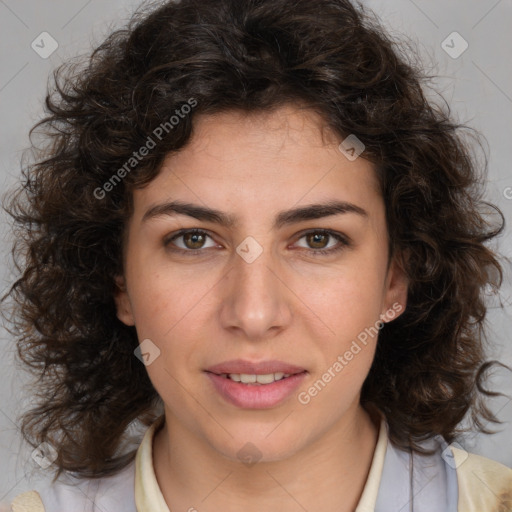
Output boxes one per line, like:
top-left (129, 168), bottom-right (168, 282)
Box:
top-left (376, 422), bottom-right (511, 512)
top-left (10, 459), bottom-right (136, 512)
top-left (419, 437), bottom-right (512, 512)
top-left (451, 446), bottom-right (512, 512)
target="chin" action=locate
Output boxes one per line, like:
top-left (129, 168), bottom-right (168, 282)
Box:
top-left (209, 427), bottom-right (309, 466)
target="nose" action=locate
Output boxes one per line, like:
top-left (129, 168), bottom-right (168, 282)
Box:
top-left (219, 239), bottom-right (293, 342)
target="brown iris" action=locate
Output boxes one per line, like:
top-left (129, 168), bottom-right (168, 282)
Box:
top-left (182, 232), bottom-right (207, 249)
top-left (306, 232), bottom-right (329, 249)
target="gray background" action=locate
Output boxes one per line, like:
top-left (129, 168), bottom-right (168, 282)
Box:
top-left (1, 0), bottom-right (511, 504)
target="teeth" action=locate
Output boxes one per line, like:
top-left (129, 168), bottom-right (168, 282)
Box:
top-left (226, 372), bottom-right (291, 384)
top-left (253, 373), bottom-right (274, 384)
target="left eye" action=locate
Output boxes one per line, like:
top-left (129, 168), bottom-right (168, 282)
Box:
top-left (295, 231), bottom-right (344, 251)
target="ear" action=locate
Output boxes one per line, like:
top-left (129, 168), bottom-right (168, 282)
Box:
top-left (114, 275), bottom-right (136, 326)
top-left (381, 250), bottom-right (409, 323)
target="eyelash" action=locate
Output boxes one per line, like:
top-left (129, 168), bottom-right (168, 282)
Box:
top-left (164, 228), bottom-right (350, 257)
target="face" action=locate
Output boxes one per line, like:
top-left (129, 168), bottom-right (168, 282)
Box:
top-left (115, 105), bottom-right (407, 462)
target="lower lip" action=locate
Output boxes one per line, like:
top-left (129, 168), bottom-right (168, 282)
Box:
top-left (205, 372), bottom-right (307, 409)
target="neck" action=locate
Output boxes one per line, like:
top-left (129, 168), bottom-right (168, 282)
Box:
top-left (153, 404), bottom-right (380, 512)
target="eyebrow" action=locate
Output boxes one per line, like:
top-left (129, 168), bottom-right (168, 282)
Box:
top-left (142, 199), bottom-right (368, 229)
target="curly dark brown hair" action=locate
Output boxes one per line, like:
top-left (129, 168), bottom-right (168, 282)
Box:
top-left (2, 0), bottom-right (510, 482)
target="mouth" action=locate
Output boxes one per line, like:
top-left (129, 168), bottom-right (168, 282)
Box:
top-left (209, 371), bottom-right (306, 385)
top-left (204, 360), bottom-right (308, 409)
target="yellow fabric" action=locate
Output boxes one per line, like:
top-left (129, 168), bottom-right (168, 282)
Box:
top-left (452, 446), bottom-right (512, 512)
top-left (135, 415), bottom-right (170, 512)
top-left (135, 415), bottom-right (388, 512)
top-left (355, 417), bottom-right (388, 511)
top-left (10, 491), bottom-right (45, 512)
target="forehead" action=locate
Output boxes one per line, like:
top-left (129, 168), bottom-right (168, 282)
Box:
top-left (181, 106), bottom-right (366, 166)
top-left (131, 106), bottom-right (382, 224)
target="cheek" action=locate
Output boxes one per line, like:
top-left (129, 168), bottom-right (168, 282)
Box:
top-left (128, 277), bottom-right (202, 411)
top-left (296, 255), bottom-right (386, 335)
top-left (126, 266), bottom-right (214, 372)
top-left (126, 258), bottom-right (209, 333)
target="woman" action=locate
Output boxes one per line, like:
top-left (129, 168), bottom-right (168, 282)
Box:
top-left (5, 0), bottom-right (512, 510)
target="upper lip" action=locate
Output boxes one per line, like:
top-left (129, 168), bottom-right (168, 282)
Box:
top-left (205, 359), bottom-right (307, 375)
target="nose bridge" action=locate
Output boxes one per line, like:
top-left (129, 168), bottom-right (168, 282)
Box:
top-left (220, 236), bottom-right (291, 338)
top-left (236, 243), bottom-right (275, 297)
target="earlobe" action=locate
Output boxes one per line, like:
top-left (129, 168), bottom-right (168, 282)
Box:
top-left (114, 275), bottom-right (136, 326)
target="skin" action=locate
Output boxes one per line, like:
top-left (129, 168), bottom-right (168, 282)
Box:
top-left (115, 105), bottom-right (408, 512)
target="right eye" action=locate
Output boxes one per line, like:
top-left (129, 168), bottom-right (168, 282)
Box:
top-left (164, 229), bottom-right (219, 254)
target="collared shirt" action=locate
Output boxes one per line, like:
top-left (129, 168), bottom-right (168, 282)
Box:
top-left (11, 415), bottom-right (512, 512)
